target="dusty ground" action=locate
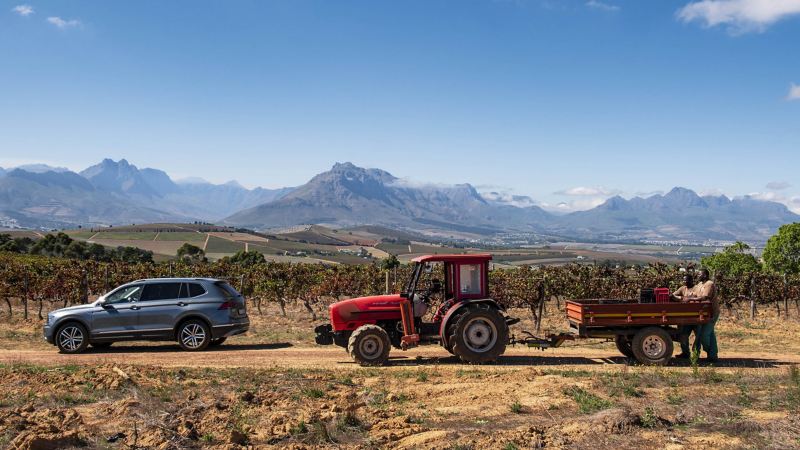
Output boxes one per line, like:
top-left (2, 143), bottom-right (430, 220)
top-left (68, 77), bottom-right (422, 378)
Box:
top-left (1, 302), bottom-right (799, 449)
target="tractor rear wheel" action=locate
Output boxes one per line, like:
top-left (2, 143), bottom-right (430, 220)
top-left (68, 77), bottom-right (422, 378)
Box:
top-left (449, 304), bottom-right (508, 364)
top-left (631, 327), bottom-right (673, 366)
top-left (348, 325), bottom-right (391, 366)
top-left (614, 335), bottom-right (635, 358)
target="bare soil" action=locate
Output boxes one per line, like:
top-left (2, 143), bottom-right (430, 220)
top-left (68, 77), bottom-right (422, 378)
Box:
top-left (1, 302), bottom-right (799, 449)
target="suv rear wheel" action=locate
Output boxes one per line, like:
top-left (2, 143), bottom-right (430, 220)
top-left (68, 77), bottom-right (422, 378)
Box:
top-left (56, 322), bottom-right (89, 354)
top-left (177, 320), bottom-right (211, 351)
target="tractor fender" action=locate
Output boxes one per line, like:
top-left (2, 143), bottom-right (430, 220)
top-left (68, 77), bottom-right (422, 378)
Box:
top-left (439, 299), bottom-right (504, 349)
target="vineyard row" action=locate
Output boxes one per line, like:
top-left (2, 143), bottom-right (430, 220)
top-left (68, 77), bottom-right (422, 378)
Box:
top-left (1, 253), bottom-right (798, 321)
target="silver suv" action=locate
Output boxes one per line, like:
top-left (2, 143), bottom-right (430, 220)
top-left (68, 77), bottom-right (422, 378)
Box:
top-left (44, 278), bottom-right (249, 354)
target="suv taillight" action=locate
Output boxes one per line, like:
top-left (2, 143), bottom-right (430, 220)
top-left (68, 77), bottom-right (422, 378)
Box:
top-left (218, 301), bottom-right (236, 310)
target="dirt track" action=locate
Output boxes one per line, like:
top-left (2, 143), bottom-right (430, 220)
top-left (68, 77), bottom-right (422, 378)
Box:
top-left (3, 344), bottom-right (798, 371)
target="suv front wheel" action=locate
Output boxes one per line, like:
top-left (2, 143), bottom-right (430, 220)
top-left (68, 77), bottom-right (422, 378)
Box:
top-left (56, 322), bottom-right (89, 354)
top-left (177, 320), bottom-right (211, 351)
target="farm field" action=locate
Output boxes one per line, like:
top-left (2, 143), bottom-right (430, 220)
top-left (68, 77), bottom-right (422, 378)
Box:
top-left (15, 223), bottom-right (703, 264)
top-left (1, 302), bottom-right (799, 449)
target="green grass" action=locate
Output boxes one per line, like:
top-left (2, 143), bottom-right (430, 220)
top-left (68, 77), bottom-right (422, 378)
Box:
top-left (563, 386), bottom-right (613, 414)
top-left (155, 231), bottom-right (206, 242)
top-left (65, 230), bottom-right (98, 239)
top-left (301, 387), bottom-right (325, 399)
top-left (91, 231), bottom-right (158, 240)
top-left (205, 236), bottom-right (245, 253)
top-left (510, 401), bottom-right (524, 414)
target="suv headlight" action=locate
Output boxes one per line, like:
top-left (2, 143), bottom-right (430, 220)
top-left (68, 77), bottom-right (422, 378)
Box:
top-left (46, 314), bottom-right (53, 326)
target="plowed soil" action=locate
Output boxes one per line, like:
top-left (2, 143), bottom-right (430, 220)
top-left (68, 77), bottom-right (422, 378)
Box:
top-left (1, 303), bottom-right (799, 449)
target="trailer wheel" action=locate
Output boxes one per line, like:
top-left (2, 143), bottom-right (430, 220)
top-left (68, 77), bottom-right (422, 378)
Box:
top-left (449, 304), bottom-right (508, 364)
top-left (348, 325), bottom-right (391, 366)
top-left (631, 327), bottom-right (673, 366)
top-left (614, 335), bottom-right (635, 358)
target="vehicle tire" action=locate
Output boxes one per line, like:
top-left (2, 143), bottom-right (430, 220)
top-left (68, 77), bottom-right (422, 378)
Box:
top-left (631, 327), bottom-right (673, 366)
top-left (449, 304), bottom-right (508, 364)
top-left (614, 335), bottom-right (635, 358)
top-left (348, 324), bottom-right (391, 366)
top-left (56, 322), bottom-right (89, 354)
top-left (90, 342), bottom-right (113, 349)
top-left (177, 320), bottom-right (211, 352)
top-left (209, 337), bottom-right (227, 347)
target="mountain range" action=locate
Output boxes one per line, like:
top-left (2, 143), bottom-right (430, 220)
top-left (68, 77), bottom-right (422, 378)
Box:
top-left (0, 159), bottom-right (797, 242)
top-left (0, 159), bottom-right (290, 229)
top-left (223, 162), bottom-right (798, 242)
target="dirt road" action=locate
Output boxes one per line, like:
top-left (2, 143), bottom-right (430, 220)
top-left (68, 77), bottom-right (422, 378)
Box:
top-left (2, 344), bottom-right (797, 371)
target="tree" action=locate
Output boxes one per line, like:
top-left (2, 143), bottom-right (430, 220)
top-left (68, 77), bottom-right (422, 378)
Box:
top-left (763, 222), bottom-right (800, 275)
top-left (177, 243), bottom-right (206, 263)
top-left (380, 254), bottom-right (400, 271)
top-left (700, 241), bottom-right (761, 276)
top-left (225, 250), bottom-right (266, 266)
top-left (113, 246), bottom-right (154, 264)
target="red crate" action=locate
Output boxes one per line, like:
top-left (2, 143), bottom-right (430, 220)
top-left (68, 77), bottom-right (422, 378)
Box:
top-left (654, 288), bottom-right (670, 303)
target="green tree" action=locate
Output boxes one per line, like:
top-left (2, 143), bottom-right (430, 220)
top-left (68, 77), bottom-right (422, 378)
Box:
top-left (225, 250), bottom-right (266, 266)
top-left (380, 254), bottom-right (400, 271)
top-left (763, 222), bottom-right (800, 275)
top-left (700, 241), bottom-right (761, 276)
top-left (113, 246), bottom-right (154, 264)
top-left (176, 243), bottom-right (206, 263)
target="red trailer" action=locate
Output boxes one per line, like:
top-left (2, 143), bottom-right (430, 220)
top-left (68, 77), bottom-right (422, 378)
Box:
top-left (563, 299), bottom-right (712, 365)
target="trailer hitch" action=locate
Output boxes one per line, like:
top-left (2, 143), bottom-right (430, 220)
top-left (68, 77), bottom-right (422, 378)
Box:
top-left (509, 331), bottom-right (575, 350)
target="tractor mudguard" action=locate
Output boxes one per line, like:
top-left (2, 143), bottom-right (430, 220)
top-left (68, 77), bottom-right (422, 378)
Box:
top-left (439, 299), bottom-right (505, 349)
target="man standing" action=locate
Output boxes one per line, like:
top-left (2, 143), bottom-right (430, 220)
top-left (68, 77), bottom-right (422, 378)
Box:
top-left (694, 269), bottom-right (719, 363)
top-left (672, 273), bottom-right (699, 358)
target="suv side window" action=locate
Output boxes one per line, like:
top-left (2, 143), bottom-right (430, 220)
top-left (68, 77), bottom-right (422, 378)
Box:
top-left (188, 283), bottom-right (207, 297)
top-left (140, 283), bottom-right (182, 301)
top-left (105, 285), bottom-right (143, 304)
top-left (177, 283), bottom-right (189, 299)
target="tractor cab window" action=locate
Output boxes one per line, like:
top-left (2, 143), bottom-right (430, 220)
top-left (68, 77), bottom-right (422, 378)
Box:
top-left (459, 264), bottom-right (482, 295)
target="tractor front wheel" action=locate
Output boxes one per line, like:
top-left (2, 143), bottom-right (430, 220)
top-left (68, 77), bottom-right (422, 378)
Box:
top-left (348, 325), bottom-right (391, 366)
top-left (449, 304), bottom-right (508, 364)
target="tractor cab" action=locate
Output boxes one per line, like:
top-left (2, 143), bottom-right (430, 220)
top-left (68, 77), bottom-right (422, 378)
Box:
top-left (403, 254), bottom-right (490, 305)
top-left (316, 254), bottom-right (512, 366)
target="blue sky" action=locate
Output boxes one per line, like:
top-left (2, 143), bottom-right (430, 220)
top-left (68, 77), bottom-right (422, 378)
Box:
top-left (1, 0), bottom-right (799, 212)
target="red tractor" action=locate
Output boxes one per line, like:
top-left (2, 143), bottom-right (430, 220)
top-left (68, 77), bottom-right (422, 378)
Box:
top-left (315, 254), bottom-right (516, 366)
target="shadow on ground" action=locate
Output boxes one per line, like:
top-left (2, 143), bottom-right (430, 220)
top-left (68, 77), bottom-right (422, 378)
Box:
top-left (372, 354), bottom-right (791, 369)
top-left (85, 342), bottom-right (293, 353)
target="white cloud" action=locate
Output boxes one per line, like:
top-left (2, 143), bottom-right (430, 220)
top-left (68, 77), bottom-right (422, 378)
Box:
top-left (677, 0), bottom-right (800, 33)
top-left (746, 191), bottom-right (800, 213)
top-left (699, 188), bottom-right (726, 196)
top-left (554, 186), bottom-right (622, 196)
top-left (12, 4), bottom-right (34, 16)
top-left (634, 190), bottom-right (665, 198)
top-left (586, 0), bottom-right (620, 12)
top-left (766, 181), bottom-right (791, 190)
top-left (787, 83), bottom-right (800, 101)
top-left (46, 16), bottom-right (81, 29)
top-left (549, 197), bottom-right (609, 212)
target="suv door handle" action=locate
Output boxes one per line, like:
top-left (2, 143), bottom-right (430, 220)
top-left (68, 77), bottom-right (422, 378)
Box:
top-left (130, 306), bottom-right (141, 311)
top-left (177, 302), bottom-right (187, 307)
